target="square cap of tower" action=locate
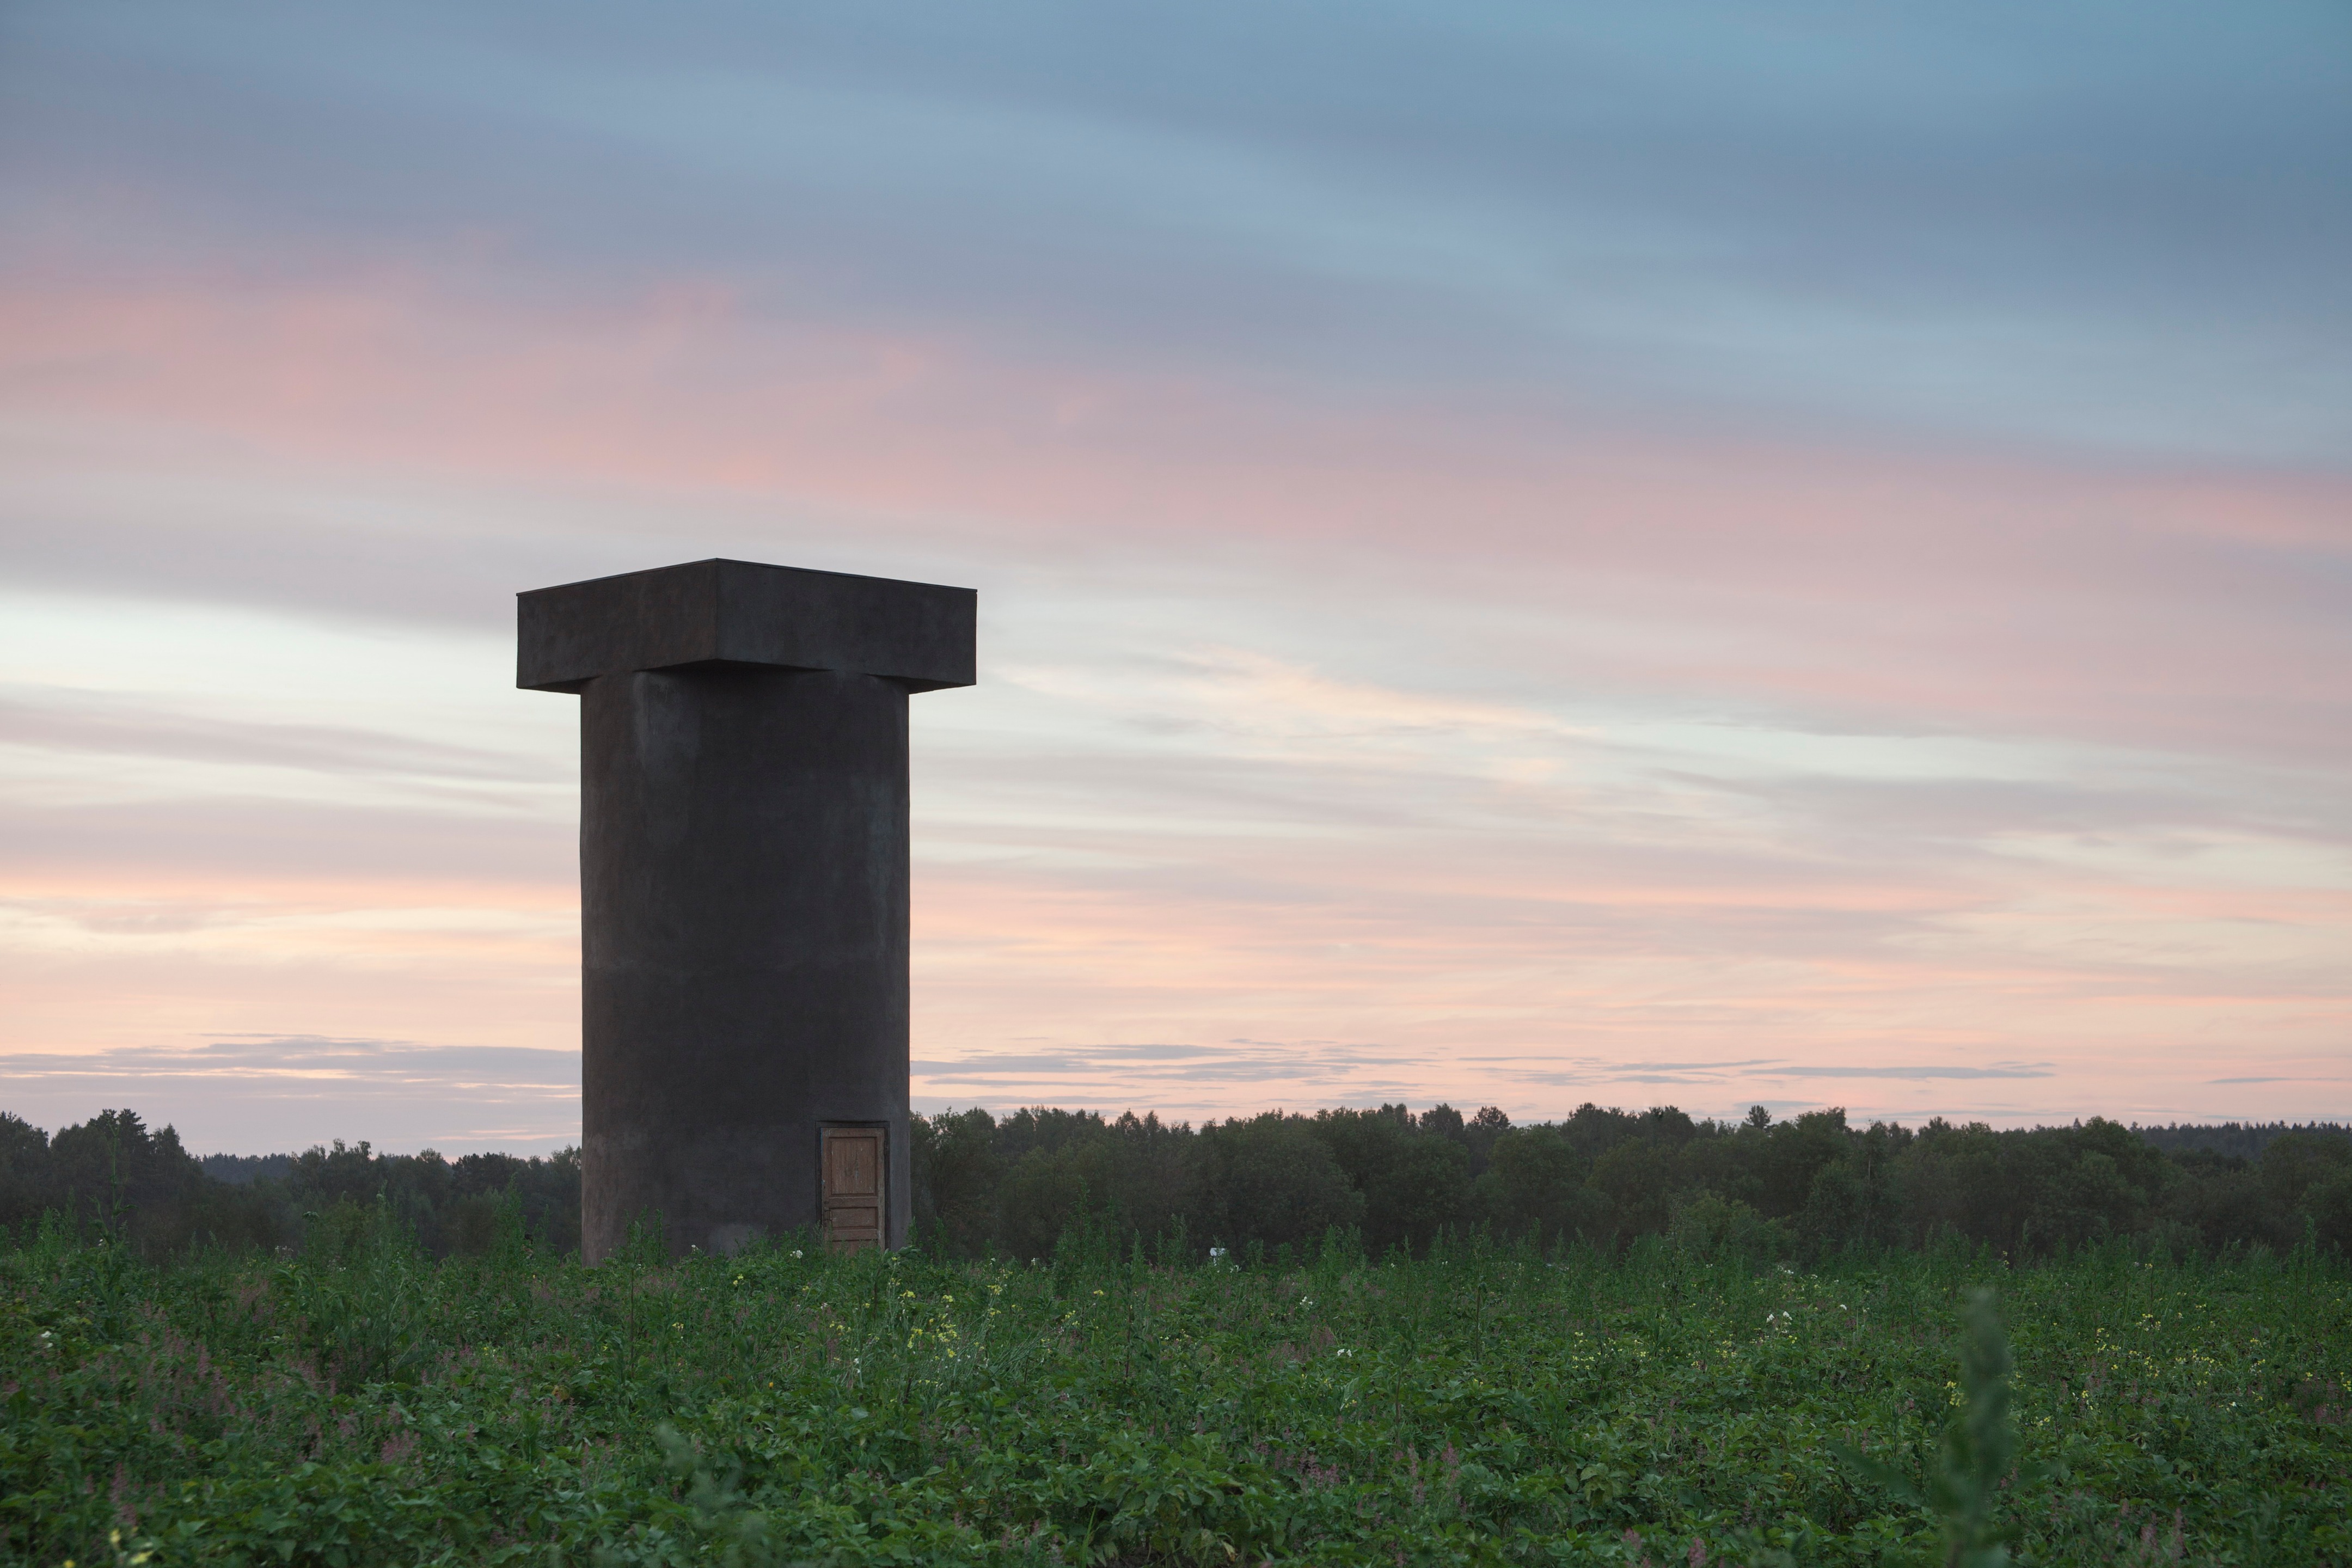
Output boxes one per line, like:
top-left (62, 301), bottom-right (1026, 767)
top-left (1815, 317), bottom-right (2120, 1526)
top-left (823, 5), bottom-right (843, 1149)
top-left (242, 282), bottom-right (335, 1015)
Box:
top-left (518, 559), bottom-right (976, 693)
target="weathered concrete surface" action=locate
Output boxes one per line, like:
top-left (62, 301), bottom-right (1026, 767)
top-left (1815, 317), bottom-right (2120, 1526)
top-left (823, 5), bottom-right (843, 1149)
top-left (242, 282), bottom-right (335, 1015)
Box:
top-left (519, 560), bottom-right (975, 1263)
top-left (519, 557), bottom-right (975, 694)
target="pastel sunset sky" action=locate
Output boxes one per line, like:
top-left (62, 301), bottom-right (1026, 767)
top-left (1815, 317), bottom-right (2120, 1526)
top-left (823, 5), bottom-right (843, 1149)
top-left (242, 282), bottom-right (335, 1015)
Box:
top-left (2, 3), bottom-right (2347, 1153)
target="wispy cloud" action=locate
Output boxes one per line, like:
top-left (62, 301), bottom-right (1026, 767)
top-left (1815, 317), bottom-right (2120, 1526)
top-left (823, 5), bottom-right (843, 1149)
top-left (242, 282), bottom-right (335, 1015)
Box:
top-left (1774, 1064), bottom-right (2055, 1081)
top-left (0, 1037), bottom-right (578, 1153)
top-left (0, 794), bottom-right (571, 885)
top-left (916, 1038), bottom-right (1412, 1095)
top-left (1489, 1059), bottom-right (2055, 1088)
top-left (0, 689), bottom-right (559, 786)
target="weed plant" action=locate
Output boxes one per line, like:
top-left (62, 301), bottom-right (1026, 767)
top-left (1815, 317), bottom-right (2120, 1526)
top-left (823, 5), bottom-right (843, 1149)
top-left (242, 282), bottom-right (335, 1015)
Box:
top-left (2, 1216), bottom-right (2345, 1566)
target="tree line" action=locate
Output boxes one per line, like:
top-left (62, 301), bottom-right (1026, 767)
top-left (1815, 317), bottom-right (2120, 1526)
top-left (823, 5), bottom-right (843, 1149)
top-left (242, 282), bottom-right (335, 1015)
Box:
top-left (0, 1109), bottom-right (578, 1259)
top-left (3, 1102), bottom-right (2347, 1263)
top-left (912, 1103), bottom-right (2352, 1264)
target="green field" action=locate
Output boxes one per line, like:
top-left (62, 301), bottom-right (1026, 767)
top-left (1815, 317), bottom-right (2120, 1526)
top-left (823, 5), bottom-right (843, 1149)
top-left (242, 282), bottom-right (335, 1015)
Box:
top-left (4, 1224), bottom-right (2345, 1566)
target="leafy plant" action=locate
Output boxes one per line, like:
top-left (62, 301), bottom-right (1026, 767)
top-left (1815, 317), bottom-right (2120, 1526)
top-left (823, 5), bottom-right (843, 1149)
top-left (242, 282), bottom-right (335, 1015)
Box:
top-left (1, 1227), bottom-right (2343, 1564)
top-left (1835, 1288), bottom-right (2037, 1566)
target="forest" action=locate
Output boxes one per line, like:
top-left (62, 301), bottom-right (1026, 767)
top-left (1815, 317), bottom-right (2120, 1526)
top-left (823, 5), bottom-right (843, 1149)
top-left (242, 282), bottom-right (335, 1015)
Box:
top-left (3, 1100), bottom-right (2347, 1265)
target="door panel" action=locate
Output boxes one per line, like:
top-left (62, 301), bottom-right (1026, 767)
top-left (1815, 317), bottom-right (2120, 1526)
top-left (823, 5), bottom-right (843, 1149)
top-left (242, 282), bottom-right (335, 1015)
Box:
top-left (820, 1126), bottom-right (885, 1252)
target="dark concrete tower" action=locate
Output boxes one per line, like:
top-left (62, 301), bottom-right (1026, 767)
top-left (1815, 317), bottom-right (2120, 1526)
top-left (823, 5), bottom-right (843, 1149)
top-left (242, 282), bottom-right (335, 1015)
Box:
top-left (518, 559), bottom-right (975, 1263)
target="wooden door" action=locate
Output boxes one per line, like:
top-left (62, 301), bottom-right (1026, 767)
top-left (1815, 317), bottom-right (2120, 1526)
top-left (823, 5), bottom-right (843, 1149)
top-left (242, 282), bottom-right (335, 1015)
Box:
top-left (820, 1125), bottom-right (885, 1253)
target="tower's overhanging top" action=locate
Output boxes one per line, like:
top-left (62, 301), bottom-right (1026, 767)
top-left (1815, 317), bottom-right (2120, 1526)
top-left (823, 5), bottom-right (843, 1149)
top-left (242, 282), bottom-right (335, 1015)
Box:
top-left (518, 558), bottom-right (977, 694)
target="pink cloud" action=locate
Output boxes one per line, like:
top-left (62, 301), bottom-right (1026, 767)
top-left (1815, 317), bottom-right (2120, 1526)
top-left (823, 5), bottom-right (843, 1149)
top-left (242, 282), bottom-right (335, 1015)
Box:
top-left (6, 266), bottom-right (2343, 766)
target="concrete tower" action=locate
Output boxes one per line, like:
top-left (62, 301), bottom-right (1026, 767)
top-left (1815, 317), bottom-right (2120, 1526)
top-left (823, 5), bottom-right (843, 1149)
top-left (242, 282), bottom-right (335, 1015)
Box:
top-left (518, 559), bottom-right (975, 1263)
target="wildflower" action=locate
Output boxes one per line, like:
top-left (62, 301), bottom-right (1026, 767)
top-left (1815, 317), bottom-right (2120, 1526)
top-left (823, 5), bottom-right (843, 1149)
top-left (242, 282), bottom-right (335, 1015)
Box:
top-left (789, 1249), bottom-right (803, 1259)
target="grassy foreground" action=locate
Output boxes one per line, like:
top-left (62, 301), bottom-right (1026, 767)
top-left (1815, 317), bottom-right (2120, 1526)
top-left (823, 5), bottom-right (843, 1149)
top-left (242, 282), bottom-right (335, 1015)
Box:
top-left (3, 1226), bottom-right (2346, 1566)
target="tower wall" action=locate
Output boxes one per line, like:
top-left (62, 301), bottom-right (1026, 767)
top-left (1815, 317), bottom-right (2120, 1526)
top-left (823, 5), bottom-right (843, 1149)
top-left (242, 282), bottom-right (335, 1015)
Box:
top-left (519, 559), bottom-right (973, 1262)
